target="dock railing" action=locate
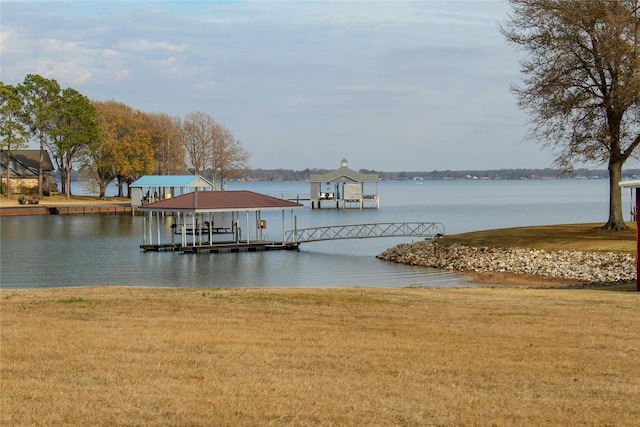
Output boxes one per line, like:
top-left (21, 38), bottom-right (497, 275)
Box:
top-left (284, 222), bottom-right (444, 244)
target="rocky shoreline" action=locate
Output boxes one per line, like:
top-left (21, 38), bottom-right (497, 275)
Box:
top-left (377, 240), bottom-right (636, 286)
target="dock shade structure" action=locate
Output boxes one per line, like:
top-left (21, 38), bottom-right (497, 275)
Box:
top-left (137, 190), bottom-right (304, 253)
top-left (130, 175), bottom-right (214, 207)
top-left (309, 159), bottom-right (379, 209)
top-left (619, 180), bottom-right (640, 292)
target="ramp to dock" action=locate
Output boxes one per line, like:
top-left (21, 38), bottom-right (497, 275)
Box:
top-left (284, 222), bottom-right (444, 244)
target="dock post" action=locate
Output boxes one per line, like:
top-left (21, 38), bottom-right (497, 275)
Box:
top-left (636, 188), bottom-right (639, 292)
top-left (148, 212), bottom-right (154, 245)
top-left (156, 212), bottom-right (161, 245)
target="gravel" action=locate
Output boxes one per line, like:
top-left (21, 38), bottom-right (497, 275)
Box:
top-left (377, 240), bottom-right (636, 284)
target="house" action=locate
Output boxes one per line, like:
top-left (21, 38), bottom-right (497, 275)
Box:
top-left (309, 159), bottom-right (379, 209)
top-left (0, 149), bottom-right (56, 195)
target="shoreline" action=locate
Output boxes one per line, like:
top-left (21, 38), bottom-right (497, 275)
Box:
top-left (377, 239), bottom-right (637, 290)
top-left (0, 195), bottom-right (133, 216)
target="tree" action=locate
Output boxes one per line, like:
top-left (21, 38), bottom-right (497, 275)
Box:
top-left (84, 100), bottom-right (119, 198)
top-left (18, 74), bottom-right (61, 198)
top-left (502, 0), bottom-right (640, 230)
top-left (49, 88), bottom-right (99, 199)
top-left (90, 100), bottom-right (154, 198)
top-left (145, 112), bottom-right (187, 175)
top-left (0, 82), bottom-right (30, 198)
top-left (211, 124), bottom-right (250, 190)
top-left (182, 111), bottom-right (216, 177)
top-left (117, 109), bottom-right (154, 197)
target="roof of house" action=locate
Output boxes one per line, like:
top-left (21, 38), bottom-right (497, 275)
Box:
top-left (0, 150), bottom-right (55, 177)
top-left (309, 166), bottom-right (379, 183)
top-left (130, 175), bottom-right (213, 188)
top-left (309, 158), bottom-right (378, 183)
top-left (138, 190), bottom-right (304, 213)
top-left (620, 180), bottom-right (640, 188)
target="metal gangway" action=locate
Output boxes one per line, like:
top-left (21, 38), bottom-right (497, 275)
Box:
top-left (284, 222), bottom-right (444, 244)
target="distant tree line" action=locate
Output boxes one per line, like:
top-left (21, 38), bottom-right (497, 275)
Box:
top-left (0, 74), bottom-right (250, 199)
top-left (235, 167), bottom-right (640, 182)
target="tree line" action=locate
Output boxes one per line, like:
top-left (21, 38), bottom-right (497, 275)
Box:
top-left (0, 74), bottom-right (250, 199)
top-left (240, 167), bottom-right (640, 182)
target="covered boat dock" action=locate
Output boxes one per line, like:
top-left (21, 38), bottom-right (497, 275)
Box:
top-left (309, 159), bottom-right (379, 209)
top-left (130, 175), bottom-right (213, 207)
top-left (138, 190), bottom-right (303, 253)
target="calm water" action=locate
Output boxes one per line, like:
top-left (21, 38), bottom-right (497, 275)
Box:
top-left (1, 179), bottom-right (626, 289)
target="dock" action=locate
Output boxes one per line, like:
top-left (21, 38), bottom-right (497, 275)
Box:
top-left (140, 221), bottom-right (443, 254)
top-left (141, 240), bottom-right (299, 253)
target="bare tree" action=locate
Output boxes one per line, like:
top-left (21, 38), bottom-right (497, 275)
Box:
top-left (502, 0), bottom-right (640, 230)
top-left (212, 124), bottom-right (251, 190)
top-left (146, 112), bottom-right (187, 175)
top-left (182, 112), bottom-right (216, 177)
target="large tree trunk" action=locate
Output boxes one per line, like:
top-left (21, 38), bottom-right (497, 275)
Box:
top-left (116, 176), bottom-right (124, 197)
top-left (603, 158), bottom-right (627, 230)
top-left (98, 181), bottom-right (107, 199)
top-left (38, 130), bottom-right (44, 198)
top-left (65, 164), bottom-right (72, 200)
top-left (6, 149), bottom-right (12, 198)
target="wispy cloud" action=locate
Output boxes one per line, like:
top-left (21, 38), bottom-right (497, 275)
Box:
top-left (1, 1), bottom-right (548, 171)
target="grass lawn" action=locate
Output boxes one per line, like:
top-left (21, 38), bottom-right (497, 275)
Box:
top-left (2, 286), bottom-right (639, 426)
top-left (0, 194), bottom-right (130, 207)
top-left (440, 222), bottom-right (636, 253)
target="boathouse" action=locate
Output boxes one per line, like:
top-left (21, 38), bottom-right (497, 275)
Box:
top-left (130, 175), bottom-right (213, 207)
top-left (309, 159), bottom-right (379, 209)
top-left (138, 190), bottom-right (303, 253)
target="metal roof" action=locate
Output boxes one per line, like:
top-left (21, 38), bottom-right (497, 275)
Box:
top-left (130, 175), bottom-right (213, 188)
top-left (138, 190), bottom-right (303, 213)
top-left (309, 167), bottom-right (378, 183)
top-left (0, 150), bottom-right (55, 176)
top-left (620, 180), bottom-right (640, 188)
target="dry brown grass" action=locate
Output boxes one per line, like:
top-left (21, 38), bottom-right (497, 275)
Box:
top-left (441, 223), bottom-right (637, 254)
top-left (2, 286), bottom-right (639, 426)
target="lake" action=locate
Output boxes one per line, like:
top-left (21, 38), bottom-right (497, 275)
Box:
top-left (0, 179), bottom-right (627, 289)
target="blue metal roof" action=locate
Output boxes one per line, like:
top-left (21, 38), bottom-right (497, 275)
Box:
top-left (130, 175), bottom-right (213, 188)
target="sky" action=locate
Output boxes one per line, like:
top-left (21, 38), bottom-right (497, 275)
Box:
top-left (1, 0), bottom-right (563, 171)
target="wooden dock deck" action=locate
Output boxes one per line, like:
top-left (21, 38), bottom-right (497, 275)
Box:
top-left (141, 241), bottom-right (299, 253)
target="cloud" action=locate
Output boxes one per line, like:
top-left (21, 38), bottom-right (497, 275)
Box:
top-left (115, 39), bottom-right (187, 53)
top-left (0, 0), bottom-right (554, 171)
